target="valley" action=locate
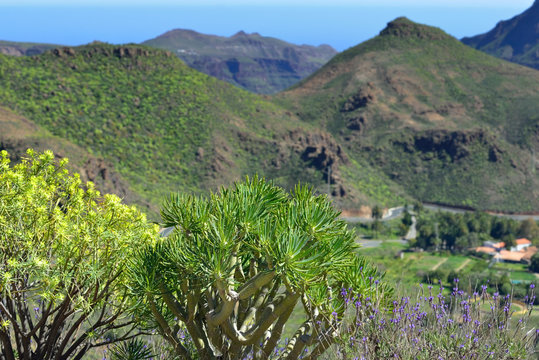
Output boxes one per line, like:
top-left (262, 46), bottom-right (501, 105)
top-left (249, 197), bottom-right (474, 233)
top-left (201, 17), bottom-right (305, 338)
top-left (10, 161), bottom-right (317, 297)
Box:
top-left (1, 17), bottom-right (538, 218)
top-left (1, 4), bottom-right (539, 358)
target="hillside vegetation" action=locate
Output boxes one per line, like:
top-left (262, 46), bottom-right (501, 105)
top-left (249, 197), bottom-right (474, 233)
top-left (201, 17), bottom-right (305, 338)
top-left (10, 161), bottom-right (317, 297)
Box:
top-left (277, 17), bottom-right (539, 212)
top-left (0, 43), bottom-right (400, 216)
top-left (0, 18), bottom-right (538, 214)
top-left (0, 106), bottom-right (154, 212)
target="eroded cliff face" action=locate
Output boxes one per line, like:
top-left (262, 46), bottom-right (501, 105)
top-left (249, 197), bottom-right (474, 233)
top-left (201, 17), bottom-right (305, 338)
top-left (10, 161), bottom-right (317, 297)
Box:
top-left (0, 41), bottom-right (57, 57)
top-left (143, 30), bottom-right (337, 94)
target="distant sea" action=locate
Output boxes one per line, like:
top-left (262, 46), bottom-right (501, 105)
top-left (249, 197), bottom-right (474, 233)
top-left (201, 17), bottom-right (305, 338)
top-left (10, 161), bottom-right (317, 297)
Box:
top-left (0, 5), bottom-right (528, 50)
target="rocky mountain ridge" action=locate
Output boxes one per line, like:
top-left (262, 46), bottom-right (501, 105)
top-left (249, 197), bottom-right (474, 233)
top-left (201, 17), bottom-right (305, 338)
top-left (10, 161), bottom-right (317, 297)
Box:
top-left (278, 17), bottom-right (539, 211)
top-left (142, 29), bottom-right (337, 94)
top-left (461, 0), bottom-right (539, 70)
top-left (0, 40), bottom-right (58, 56)
top-left (0, 18), bottom-right (537, 214)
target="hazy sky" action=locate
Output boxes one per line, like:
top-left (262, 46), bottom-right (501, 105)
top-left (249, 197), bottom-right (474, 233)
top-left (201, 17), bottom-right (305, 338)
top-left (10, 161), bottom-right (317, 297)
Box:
top-left (0, 0), bottom-right (534, 50)
top-left (0, 0), bottom-right (533, 5)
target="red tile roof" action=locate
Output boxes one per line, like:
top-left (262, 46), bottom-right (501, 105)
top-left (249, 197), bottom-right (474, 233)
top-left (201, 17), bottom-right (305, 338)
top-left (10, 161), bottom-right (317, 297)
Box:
top-left (522, 248), bottom-right (538, 263)
top-left (494, 250), bottom-right (526, 262)
top-left (475, 247), bottom-right (496, 254)
top-left (515, 238), bottom-right (531, 245)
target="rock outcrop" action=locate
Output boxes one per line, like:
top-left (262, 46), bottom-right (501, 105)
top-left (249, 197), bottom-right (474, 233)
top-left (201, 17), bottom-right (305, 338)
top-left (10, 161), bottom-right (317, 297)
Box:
top-left (142, 29), bottom-right (337, 94)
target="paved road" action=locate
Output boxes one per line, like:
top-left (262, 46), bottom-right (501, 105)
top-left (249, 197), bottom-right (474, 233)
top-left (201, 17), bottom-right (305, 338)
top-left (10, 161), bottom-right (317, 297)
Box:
top-left (404, 215), bottom-right (417, 240)
top-left (424, 204), bottom-right (539, 221)
top-left (343, 203), bottom-right (539, 224)
top-left (341, 206), bottom-right (406, 223)
top-left (357, 239), bottom-right (407, 248)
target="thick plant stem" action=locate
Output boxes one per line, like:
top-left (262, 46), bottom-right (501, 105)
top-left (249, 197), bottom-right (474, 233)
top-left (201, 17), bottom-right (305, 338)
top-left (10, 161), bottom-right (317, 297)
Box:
top-left (147, 295), bottom-right (192, 360)
top-left (243, 293), bottom-right (299, 342)
top-left (260, 298), bottom-right (297, 360)
top-left (282, 321), bottom-right (312, 360)
top-left (208, 290), bottom-right (239, 327)
top-left (0, 329), bottom-right (16, 360)
top-left (160, 284), bottom-right (187, 322)
top-left (238, 271), bottom-right (275, 300)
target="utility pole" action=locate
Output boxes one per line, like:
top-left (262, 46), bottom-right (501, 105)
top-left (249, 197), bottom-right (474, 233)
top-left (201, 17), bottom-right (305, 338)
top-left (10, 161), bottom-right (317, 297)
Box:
top-left (533, 147), bottom-right (536, 175)
top-left (327, 165), bottom-right (331, 199)
top-left (434, 222), bottom-right (440, 251)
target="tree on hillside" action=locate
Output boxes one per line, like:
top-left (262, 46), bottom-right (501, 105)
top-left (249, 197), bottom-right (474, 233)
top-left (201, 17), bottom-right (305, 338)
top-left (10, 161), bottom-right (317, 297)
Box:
top-left (518, 218), bottom-right (539, 243)
top-left (530, 253), bottom-right (539, 273)
top-left (402, 210), bottom-right (413, 228)
top-left (0, 150), bottom-right (158, 360)
top-left (413, 202), bottom-right (423, 215)
top-left (416, 219), bottom-right (436, 250)
top-left (370, 206), bottom-right (384, 239)
top-left (454, 233), bottom-right (488, 252)
top-left (371, 205), bottom-right (383, 220)
top-left (126, 177), bottom-right (392, 360)
top-left (491, 218), bottom-right (518, 241)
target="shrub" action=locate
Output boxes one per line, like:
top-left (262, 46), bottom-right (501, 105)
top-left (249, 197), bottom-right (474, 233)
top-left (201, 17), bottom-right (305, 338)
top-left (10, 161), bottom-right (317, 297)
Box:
top-left (126, 177), bottom-right (392, 360)
top-left (329, 283), bottom-right (538, 359)
top-left (422, 269), bottom-right (448, 285)
top-left (530, 253), bottom-right (539, 273)
top-left (0, 149), bottom-right (158, 360)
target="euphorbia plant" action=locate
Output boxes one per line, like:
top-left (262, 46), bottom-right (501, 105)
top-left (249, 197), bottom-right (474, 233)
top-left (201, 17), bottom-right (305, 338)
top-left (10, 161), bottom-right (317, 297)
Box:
top-left (0, 149), bottom-right (158, 360)
top-left (127, 176), bottom-right (391, 359)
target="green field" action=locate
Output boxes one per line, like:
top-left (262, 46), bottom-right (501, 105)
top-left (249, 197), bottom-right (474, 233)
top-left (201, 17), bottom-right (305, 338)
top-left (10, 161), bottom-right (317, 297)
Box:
top-left (357, 240), bottom-right (537, 292)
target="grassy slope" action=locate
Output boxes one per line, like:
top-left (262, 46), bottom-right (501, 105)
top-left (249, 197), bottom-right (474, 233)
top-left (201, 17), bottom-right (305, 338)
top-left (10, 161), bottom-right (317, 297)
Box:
top-left (276, 17), bottom-right (539, 212)
top-left (0, 44), bottom-right (299, 208)
top-left (0, 105), bottom-right (156, 213)
top-left (0, 43), bottom-right (400, 214)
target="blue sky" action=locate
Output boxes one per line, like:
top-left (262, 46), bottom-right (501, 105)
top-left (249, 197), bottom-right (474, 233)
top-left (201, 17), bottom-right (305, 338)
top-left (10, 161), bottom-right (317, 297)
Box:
top-left (0, 1), bottom-right (534, 51)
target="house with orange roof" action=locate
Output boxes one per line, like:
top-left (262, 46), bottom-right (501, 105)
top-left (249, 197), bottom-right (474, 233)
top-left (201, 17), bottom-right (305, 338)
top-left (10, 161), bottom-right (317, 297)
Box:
top-left (522, 246), bottom-right (538, 265)
top-left (492, 245), bottom-right (538, 264)
top-left (474, 246), bottom-right (497, 255)
top-left (493, 250), bottom-right (526, 263)
top-left (477, 238), bottom-right (537, 263)
top-left (483, 241), bottom-right (505, 249)
top-left (510, 238), bottom-right (531, 252)
top-left (475, 241), bottom-right (506, 256)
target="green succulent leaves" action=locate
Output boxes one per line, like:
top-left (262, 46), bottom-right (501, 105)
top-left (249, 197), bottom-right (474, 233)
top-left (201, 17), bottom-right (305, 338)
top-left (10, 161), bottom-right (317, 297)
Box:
top-left (127, 176), bottom-right (391, 359)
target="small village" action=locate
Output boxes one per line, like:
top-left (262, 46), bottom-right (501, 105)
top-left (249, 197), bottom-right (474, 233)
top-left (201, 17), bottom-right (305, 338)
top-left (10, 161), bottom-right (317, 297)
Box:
top-left (475, 238), bottom-right (538, 265)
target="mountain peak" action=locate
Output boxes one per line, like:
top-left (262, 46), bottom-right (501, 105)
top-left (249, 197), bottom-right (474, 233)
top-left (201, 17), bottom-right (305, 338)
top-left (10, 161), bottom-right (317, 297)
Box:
top-left (379, 17), bottom-right (450, 40)
top-left (232, 30), bottom-right (248, 37)
top-left (461, 0), bottom-right (539, 69)
top-left (231, 31), bottom-right (262, 38)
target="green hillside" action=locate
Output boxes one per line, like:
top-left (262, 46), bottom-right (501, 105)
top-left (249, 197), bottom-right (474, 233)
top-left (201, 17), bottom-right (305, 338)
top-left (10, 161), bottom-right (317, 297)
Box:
top-left (0, 105), bottom-right (157, 212)
top-left (0, 44), bottom-right (401, 216)
top-left (0, 44), bottom-right (294, 210)
top-left (276, 17), bottom-right (539, 212)
top-left (1, 18), bottom-right (538, 215)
